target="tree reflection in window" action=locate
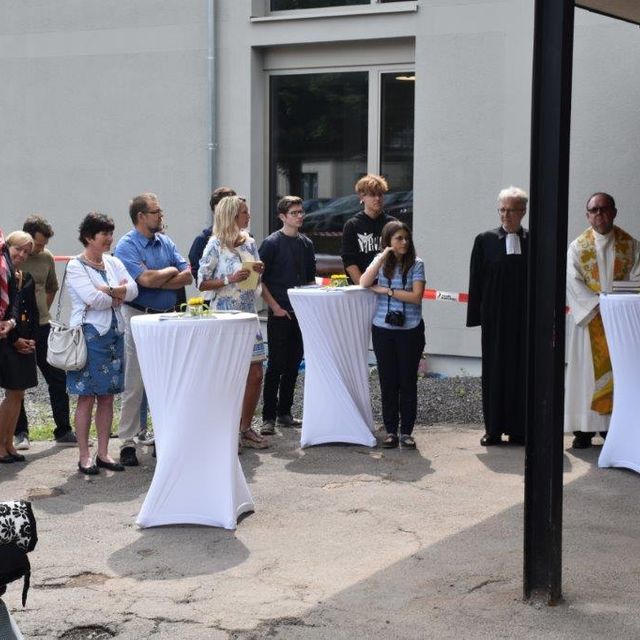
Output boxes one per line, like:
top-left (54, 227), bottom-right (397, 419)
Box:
top-left (270, 72), bottom-right (368, 253)
top-left (270, 70), bottom-right (414, 257)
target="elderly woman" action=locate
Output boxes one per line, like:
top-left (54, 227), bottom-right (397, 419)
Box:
top-left (361, 221), bottom-right (426, 449)
top-left (0, 231), bottom-right (38, 463)
top-left (198, 195), bottom-right (268, 450)
top-left (66, 213), bottom-right (138, 474)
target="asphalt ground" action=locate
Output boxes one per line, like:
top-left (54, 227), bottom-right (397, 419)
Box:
top-left (1, 425), bottom-right (639, 639)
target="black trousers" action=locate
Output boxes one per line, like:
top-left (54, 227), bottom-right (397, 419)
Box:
top-left (15, 323), bottom-right (72, 439)
top-left (262, 314), bottom-right (303, 421)
top-left (372, 320), bottom-right (425, 436)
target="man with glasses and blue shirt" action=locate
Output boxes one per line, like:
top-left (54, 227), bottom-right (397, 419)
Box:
top-left (114, 193), bottom-right (192, 466)
top-left (259, 196), bottom-right (316, 435)
top-left (565, 192), bottom-right (640, 449)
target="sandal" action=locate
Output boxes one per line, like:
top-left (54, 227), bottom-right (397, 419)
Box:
top-left (241, 428), bottom-right (269, 449)
top-left (381, 434), bottom-right (399, 449)
top-left (400, 435), bottom-right (416, 449)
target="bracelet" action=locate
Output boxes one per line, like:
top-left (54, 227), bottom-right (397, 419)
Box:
top-left (108, 286), bottom-right (114, 296)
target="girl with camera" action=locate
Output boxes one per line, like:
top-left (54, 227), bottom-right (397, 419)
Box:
top-left (360, 221), bottom-right (426, 449)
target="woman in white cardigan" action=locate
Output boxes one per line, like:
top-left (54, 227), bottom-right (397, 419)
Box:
top-left (66, 213), bottom-right (138, 475)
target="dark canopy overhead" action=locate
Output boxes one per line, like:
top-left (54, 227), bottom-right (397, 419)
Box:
top-left (576, 0), bottom-right (640, 25)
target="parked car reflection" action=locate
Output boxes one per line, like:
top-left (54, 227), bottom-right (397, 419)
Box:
top-left (302, 191), bottom-right (413, 273)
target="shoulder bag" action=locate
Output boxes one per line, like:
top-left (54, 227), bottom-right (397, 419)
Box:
top-left (46, 259), bottom-right (87, 371)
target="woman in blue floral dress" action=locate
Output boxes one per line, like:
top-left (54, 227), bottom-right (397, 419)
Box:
top-left (66, 213), bottom-right (138, 474)
top-left (197, 196), bottom-right (269, 449)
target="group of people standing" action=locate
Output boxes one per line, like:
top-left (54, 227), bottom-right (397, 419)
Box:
top-left (0, 173), bottom-right (428, 473)
top-left (0, 189), bottom-right (318, 472)
top-left (467, 187), bottom-right (640, 449)
top-left (3, 178), bottom-right (620, 471)
top-left (0, 217), bottom-right (79, 464)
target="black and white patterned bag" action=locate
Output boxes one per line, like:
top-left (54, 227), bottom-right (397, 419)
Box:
top-left (0, 501), bottom-right (37, 552)
top-left (0, 501), bottom-right (38, 607)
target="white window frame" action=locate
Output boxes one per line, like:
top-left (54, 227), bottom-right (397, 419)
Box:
top-left (251, 0), bottom-right (418, 21)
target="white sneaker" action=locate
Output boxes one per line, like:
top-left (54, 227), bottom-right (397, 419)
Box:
top-left (14, 433), bottom-right (30, 450)
top-left (136, 428), bottom-right (155, 446)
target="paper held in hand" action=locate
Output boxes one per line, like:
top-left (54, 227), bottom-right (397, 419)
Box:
top-left (238, 261), bottom-right (260, 290)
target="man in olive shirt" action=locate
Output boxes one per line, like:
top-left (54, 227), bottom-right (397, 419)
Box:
top-left (14, 215), bottom-right (76, 449)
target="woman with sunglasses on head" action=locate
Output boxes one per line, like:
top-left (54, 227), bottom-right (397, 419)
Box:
top-left (197, 195), bottom-right (268, 451)
top-left (0, 231), bottom-right (38, 463)
top-left (360, 221), bottom-right (426, 449)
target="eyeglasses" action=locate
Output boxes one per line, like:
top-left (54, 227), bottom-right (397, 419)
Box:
top-left (145, 208), bottom-right (163, 216)
top-left (287, 210), bottom-right (305, 217)
top-left (587, 206), bottom-right (612, 215)
top-left (498, 208), bottom-right (525, 215)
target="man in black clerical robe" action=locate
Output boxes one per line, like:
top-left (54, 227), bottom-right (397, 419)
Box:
top-left (467, 186), bottom-right (529, 446)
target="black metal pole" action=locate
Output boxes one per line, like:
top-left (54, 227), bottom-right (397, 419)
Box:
top-left (524, 0), bottom-right (575, 604)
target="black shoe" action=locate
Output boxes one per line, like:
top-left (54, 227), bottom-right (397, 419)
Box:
top-left (119, 446), bottom-right (139, 467)
top-left (55, 431), bottom-right (78, 446)
top-left (0, 454), bottom-right (15, 464)
top-left (400, 435), bottom-right (417, 449)
top-left (508, 435), bottom-right (525, 445)
top-left (96, 456), bottom-right (125, 472)
top-left (480, 434), bottom-right (502, 446)
top-left (78, 461), bottom-right (99, 475)
top-left (571, 433), bottom-right (592, 449)
top-left (276, 414), bottom-right (302, 428)
top-left (9, 452), bottom-right (26, 462)
top-left (381, 434), bottom-right (399, 449)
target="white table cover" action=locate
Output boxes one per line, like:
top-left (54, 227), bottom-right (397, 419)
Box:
top-left (289, 287), bottom-right (377, 448)
top-left (599, 294), bottom-right (640, 474)
top-left (131, 312), bottom-right (257, 528)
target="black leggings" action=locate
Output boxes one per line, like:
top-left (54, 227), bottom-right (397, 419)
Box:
top-left (372, 320), bottom-right (425, 436)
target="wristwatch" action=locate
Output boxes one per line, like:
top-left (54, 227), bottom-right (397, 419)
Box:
top-left (387, 288), bottom-right (394, 298)
top-left (223, 275), bottom-right (229, 286)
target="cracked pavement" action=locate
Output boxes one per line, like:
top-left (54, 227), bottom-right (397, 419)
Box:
top-left (2, 424), bottom-right (640, 639)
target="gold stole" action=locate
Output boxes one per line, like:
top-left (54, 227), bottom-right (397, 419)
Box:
top-left (576, 227), bottom-right (635, 414)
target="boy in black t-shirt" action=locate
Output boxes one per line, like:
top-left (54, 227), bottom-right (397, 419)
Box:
top-left (340, 174), bottom-right (396, 284)
top-left (259, 196), bottom-right (316, 435)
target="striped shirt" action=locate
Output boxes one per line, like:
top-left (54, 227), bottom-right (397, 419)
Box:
top-left (373, 258), bottom-right (425, 330)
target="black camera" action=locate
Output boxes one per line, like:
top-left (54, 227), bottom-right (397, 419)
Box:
top-left (384, 310), bottom-right (405, 327)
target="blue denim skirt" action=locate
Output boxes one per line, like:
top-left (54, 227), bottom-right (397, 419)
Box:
top-left (67, 317), bottom-right (124, 396)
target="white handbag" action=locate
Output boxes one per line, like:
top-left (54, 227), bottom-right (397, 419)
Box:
top-left (46, 261), bottom-right (87, 371)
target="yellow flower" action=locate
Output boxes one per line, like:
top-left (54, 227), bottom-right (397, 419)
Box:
top-left (330, 274), bottom-right (348, 287)
top-left (188, 297), bottom-right (204, 306)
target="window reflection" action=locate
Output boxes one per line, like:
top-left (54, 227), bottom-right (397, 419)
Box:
top-left (270, 72), bottom-right (368, 253)
top-left (270, 70), bottom-right (415, 258)
top-left (380, 71), bottom-right (415, 198)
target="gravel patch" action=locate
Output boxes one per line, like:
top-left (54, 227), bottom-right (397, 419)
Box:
top-left (8, 370), bottom-right (484, 433)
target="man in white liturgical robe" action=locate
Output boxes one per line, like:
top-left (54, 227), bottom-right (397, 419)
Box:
top-left (564, 192), bottom-right (640, 449)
